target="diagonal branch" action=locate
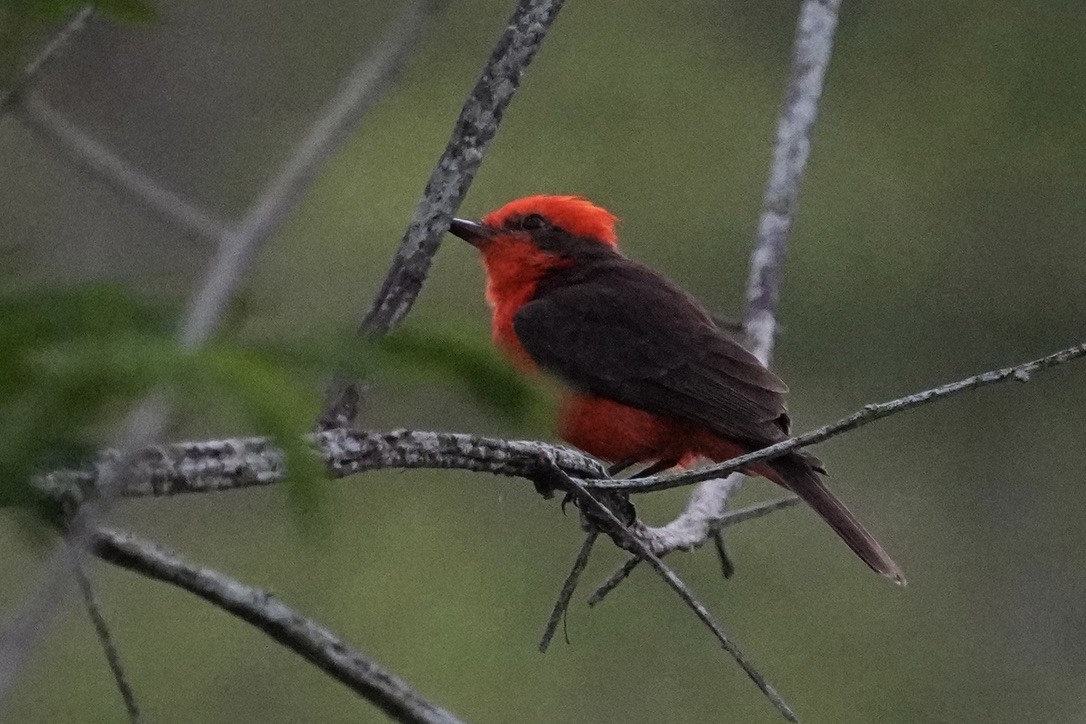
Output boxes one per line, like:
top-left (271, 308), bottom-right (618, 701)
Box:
top-left (538, 532), bottom-right (598, 653)
top-left (0, 6), bottom-right (93, 114)
top-left (360, 0), bottom-right (566, 336)
top-left (90, 527), bottom-right (462, 724)
top-left (22, 96), bottom-right (227, 241)
top-left (552, 472), bottom-right (797, 721)
top-left (68, 549), bottom-right (144, 723)
top-left (587, 497), bottom-right (800, 606)
top-left (322, 0), bottom-right (567, 429)
top-left (180, 0), bottom-right (441, 347)
top-left (19, 0), bottom-right (438, 249)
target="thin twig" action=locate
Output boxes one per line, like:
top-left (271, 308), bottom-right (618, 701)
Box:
top-left (588, 497), bottom-right (800, 607)
top-left (22, 96), bottom-right (227, 241)
top-left (555, 473), bottom-right (797, 722)
top-left (181, 0), bottom-right (440, 347)
top-left (722, 496), bottom-right (801, 526)
top-left (0, 405), bottom-right (161, 711)
top-left (711, 531), bottom-right (736, 579)
top-left (90, 527), bottom-right (461, 724)
top-left (0, 6), bottom-right (93, 114)
top-left (68, 550), bottom-right (144, 723)
top-left (586, 556), bottom-right (640, 607)
top-left (322, 0), bottom-right (567, 429)
top-left (592, 341), bottom-right (1086, 495)
top-left (538, 532), bottom-right (598, 653)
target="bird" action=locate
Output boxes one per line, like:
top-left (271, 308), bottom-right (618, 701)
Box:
top-left (447, 194), bottom-right (904, 584)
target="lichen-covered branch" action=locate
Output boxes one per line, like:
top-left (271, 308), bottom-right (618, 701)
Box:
top-left (360, 0), bottom-right (566, 336)
top-left (744, 0), bottom-right (842, 364)
top-left (90, 528), bottom-right (462, 724)
top-left (38, 340), bottom-right (1086, 507)
top-left (38, 429), bottom-right (607, 504)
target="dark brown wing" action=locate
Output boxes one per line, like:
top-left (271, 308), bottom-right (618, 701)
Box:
top-left (513, 255), bottom-right (790, 448)
top-left (514, 254), bottom-right (906, 580)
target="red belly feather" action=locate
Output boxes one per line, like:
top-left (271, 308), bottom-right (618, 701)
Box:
top-left (559, 393), bottom-right (777, 480)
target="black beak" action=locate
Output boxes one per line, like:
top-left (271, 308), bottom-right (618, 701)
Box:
top-left (448, 217), bottom-right (495, 248)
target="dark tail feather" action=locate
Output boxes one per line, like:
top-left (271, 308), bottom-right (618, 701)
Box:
top-left (768, 456), bottom-right (906, 585)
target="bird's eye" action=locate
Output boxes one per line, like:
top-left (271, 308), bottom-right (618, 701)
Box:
top-left (521, 214), bottom-right (547, 231)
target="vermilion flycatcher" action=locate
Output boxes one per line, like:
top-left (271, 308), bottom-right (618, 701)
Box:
top-left (449, 195), bottom-right (903, 583)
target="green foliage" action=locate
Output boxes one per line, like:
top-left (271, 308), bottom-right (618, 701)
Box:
top-left (1, 283), bottom-right (540, 534)
top-left (344, 327), bottom-right (540, 425)
top-left (0, 284), bottom-right (171, 511)
top-left (249, 325), bottom-right (540, 427)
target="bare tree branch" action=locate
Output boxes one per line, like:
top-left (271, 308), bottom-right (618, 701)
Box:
top-left (538, 532), bottom-right (597, 653)
top-left (180, 0), bottom-right (440, 347)
top-left (594, 0), bottom-right (845, 589)
top-left (38, 428), bottom-right (607, 503)
top-left (360, 0), bottom-right (565, 335)
top-left (0, 6), bottom-right (93, 114)
top-left (0, 405), bottom-right (162, 710)
top-left (587, 497), bottom-right (800, 606)
top-left (322, 0), bottom-right (567, 429)
top-left (744, 0), bottom-right (842, 364)
top-left (69, 549), bottom-right (144, 724)
top-left (90, 527), bottom-right (462, 724)
top-left (21, 96), bottom-right (228, 241)
top-left (19, 0), bottom-right (438, 253)
top-left (23, 340), bottom-right (1086, 721)
top-left (551, 473), bottom-right (798, 722)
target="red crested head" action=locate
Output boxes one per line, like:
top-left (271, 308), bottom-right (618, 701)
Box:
top-left (480, 195), bottom-right (619, 247)
top-left (446, 195), bottom-right (621, 367)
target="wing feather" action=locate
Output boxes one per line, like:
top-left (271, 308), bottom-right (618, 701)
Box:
top-left (513, 257), bottom-right (791, 447)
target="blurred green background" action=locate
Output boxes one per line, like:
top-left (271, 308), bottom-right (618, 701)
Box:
top-left (3, 0), bottom-right (1086, 721)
